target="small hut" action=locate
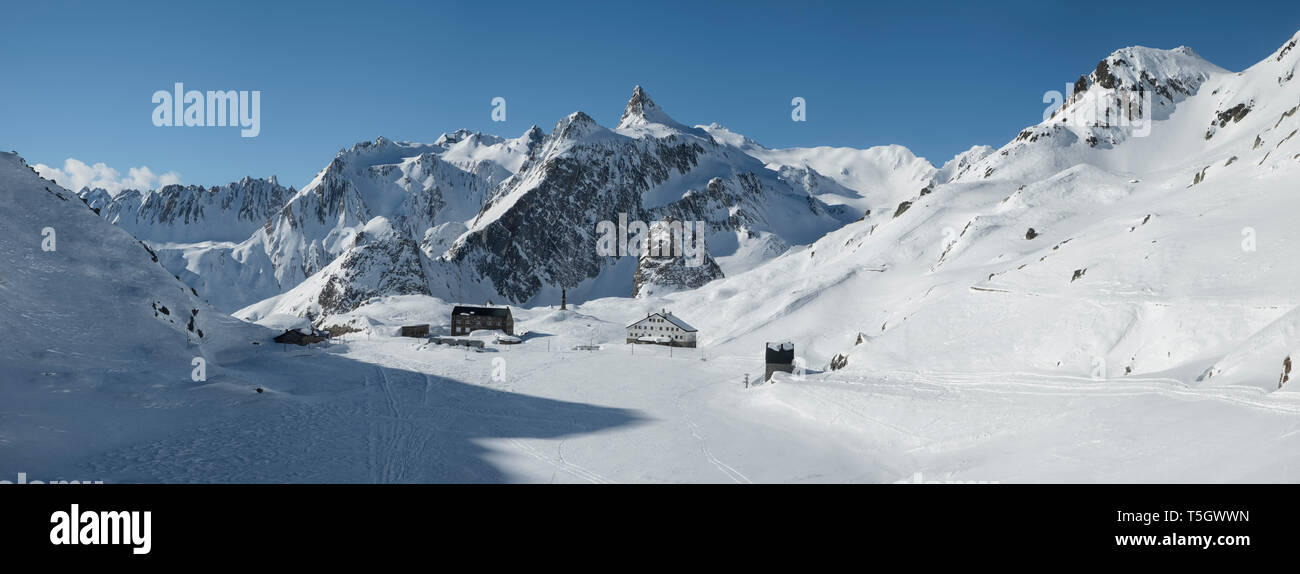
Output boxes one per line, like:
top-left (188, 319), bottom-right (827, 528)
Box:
top-left (274, 328), bottom-right (330, 346)
top-left (765, 341), bottom-right (795, 381)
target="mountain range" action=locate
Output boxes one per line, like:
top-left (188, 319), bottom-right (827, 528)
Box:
top-left (76, 85), bottom-right (943, 317)
top-left (33, 27), bottom-right (1300, 393)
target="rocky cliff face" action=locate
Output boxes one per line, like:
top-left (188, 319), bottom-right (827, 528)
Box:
top-left (632, 220), bottom-right (724, 298)
top-left (436, 87), bottom-right (854, 306)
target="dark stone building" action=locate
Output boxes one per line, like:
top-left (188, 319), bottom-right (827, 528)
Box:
top-left (399, 324), bottom-right (430, 338)
top-left (765, 341), bottom-right (795, 381)
top-left (451, 305), bottom-right (514, 336)
top-left (274, 328), bottom-right (330, 346)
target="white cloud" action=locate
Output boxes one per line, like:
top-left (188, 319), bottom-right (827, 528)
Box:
top-left (33, 158), bottom-right (182, 195)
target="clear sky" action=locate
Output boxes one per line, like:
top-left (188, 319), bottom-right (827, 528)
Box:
top-left (2, 0), bottom-right (1298, 191)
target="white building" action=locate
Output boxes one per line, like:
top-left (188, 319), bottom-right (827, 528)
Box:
top-left (626, 310), bottom-right (698, 348)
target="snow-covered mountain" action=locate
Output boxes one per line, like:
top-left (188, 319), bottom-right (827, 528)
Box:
top-left (237, 216), bottom-right (434, 319)
top-left (74, 176), bottom-right (295, 312)
top-left (222, 87), bottom-right (940, 320)
top-left (432, 87), bottom-right (862, 304)
top-left (96, 130), bottom-right (538, 313)
top-left (78, 87), bottom-right (944, 320)
top-left (625, 29), bottom-right (1300, 393)
top-left (0, 152), bottom-right (217, 350)
top-left (703, 123), bottom-right (948, 215)
top-left (79, 177), bottom-right (293, 243)
top-left (0, 151), bottom-right (278, 473)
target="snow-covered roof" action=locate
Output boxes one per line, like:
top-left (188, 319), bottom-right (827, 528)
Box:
top-left (257, 313), bottom-right (313, 332)
top-left (453, 305), bottom-right (512, 318)
top-left (767, 341), bottom-right (794, 352)
top-left (627, 311), bottom-right (697, 332)
top-left (662, 313), bottom-right (696, 332)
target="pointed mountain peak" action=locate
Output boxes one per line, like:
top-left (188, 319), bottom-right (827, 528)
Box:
top-left (553, 110), bottom-right (605, 141)
top-left (1065, 44), bottom-right (1224, 97)
top-left (522, 124), bottom-right (545, 141)
top-left (436, 128), bottom-right (486, 147)
top-left (618, 85), bottom-right (680, 129)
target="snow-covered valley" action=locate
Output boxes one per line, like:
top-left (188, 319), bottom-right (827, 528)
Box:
top-left (9, 293), bottom-right (1298, 483)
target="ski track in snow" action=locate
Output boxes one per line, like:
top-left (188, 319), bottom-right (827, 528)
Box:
top-left (675, 382), bottom-right (753, 484)
top-left (507, 438), bottom-right (615, 484)
top-left (817, 370), bottom-right (1300, 415)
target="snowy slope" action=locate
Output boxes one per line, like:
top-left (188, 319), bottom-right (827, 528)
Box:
top-left (182, 295), bottom-right (1300, 482)
top-left (600, 29), bottom-right (1300, 394)
top-left (236, 216), bottom-right (432, 320)
top-left (0, 151), bottom-right (271, 475)
top-left (703, 123), bottom-right (954, 215)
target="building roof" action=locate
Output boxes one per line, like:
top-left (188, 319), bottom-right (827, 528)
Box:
top-left (626, 311), bottom-right (697, 332)
top-left (452, 305), bottom-right (512, 318)
top-left (662, 313), bottom-right (696, 332)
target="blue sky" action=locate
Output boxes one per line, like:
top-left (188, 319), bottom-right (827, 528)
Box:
top-left (2, 0), bottom-right (1298, 191)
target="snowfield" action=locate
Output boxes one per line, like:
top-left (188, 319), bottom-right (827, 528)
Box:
top-left (74, 314), bottom-right (1300, 483)
top-left (323, 320), bottom-right (1300, 483)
